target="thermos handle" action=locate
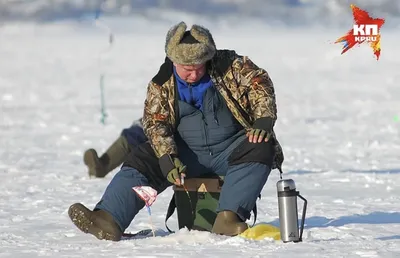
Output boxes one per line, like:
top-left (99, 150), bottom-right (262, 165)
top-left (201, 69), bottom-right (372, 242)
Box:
top-left (297, 193), bottom-right (308, 242)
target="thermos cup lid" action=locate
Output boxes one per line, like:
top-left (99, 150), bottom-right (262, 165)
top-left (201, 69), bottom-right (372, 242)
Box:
top-left (276, 179), bottom-right (296, 192)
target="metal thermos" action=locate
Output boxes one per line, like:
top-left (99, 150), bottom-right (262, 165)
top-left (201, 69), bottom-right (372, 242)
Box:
top-left (277, 179), bottom-right (308, 243)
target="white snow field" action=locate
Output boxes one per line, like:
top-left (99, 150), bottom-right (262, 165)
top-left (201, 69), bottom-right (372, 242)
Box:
top-left (1, 17), bottom-right (400, 258)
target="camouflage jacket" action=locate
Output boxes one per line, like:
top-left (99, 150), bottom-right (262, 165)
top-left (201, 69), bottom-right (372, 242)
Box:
top-left (142, 50), bottom-right (284, 172)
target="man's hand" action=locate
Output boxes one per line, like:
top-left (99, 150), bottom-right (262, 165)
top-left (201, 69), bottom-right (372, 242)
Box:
top-left (247, 128), bottom-right (269, 143)
top-left (166, 157), bottom-right (187, 186)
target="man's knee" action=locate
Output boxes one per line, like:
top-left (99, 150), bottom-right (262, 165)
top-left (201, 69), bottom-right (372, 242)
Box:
top-left (114, 166), bottom-right (147, 180)
top-left (103, 166), bottom-right (150, 198)
top-left (227, 162), bottom-right (271, 181)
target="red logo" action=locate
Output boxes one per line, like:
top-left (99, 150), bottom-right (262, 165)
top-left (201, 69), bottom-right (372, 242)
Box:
top-left (335, 4), bottom-right (385, 60)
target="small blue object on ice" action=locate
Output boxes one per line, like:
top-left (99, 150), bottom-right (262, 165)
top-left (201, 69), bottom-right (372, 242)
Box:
top-left (100, 74), bottom-right (108, 125)
top-left (95, 9), bottom-right (101, 20)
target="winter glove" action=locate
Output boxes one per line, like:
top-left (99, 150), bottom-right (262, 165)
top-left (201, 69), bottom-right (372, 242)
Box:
top-left (166, 157), bottom-right (186, 185)
top-left (247, 128), bottom-right (269, 143)
top-left (159, 154), bottom-right (187, 185)
top-left (248, 117), bottom-right (274, 143)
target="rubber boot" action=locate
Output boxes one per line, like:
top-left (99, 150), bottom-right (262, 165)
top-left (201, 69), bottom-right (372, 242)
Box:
top-left (211, 210), bottom-right (249, 236)
top-left (84, 135), bottom-right (130, 178)
top-left (68, 203), bottom-right (123, 241)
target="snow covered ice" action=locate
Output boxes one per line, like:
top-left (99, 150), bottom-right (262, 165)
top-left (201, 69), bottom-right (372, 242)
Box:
top-left (1, 15), bottom-right (400, 258)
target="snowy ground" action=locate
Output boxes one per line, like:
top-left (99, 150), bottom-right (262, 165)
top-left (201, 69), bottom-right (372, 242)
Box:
top-left (0, 18), bottom-right (399, 257)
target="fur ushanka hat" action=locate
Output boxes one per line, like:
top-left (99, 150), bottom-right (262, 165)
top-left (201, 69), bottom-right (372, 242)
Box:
top-left (165, 21), bottom-right (216, 65)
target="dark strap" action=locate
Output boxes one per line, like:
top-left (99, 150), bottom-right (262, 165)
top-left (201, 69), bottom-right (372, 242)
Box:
top-left (165, 193), bottom-right (177, 233)
top-left (165, 193), bottom-right (259, 233)
top-left (251, 194), bottom-right (261, 227)
top-left (252, 204), bottom-right (257, 226)
top-left (278, 166), bottom-right (283, 179)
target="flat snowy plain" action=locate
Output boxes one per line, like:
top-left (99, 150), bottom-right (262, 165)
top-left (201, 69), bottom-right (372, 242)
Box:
top-left (1, 17), bottom-right (399, 257)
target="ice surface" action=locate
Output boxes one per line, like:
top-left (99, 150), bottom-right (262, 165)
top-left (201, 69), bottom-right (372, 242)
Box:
top-left (0, 16), bottom-right (399, 258)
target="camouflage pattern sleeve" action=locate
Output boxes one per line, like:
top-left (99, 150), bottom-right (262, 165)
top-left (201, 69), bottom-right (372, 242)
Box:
top-left (142, 81), bottom-right (177, 158)
top-left (233, 56), bottom-right (277, 122)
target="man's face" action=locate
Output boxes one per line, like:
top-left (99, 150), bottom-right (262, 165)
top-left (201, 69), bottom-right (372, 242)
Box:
top-left (174, 63), bottom-right (206, 83)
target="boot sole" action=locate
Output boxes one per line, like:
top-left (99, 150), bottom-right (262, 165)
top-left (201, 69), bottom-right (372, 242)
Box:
top-left (83, 149), bottom-right (106, 178)
top-left (68, 203), bottom-right (119, 241)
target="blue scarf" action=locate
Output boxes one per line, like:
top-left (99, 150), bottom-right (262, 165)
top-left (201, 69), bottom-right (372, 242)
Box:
top-left (173, 67), bottom-right (213, 110)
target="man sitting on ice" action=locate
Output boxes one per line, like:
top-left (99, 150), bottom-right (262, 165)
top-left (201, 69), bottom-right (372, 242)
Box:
top-left (68, 21), bottom-right (284, 241)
